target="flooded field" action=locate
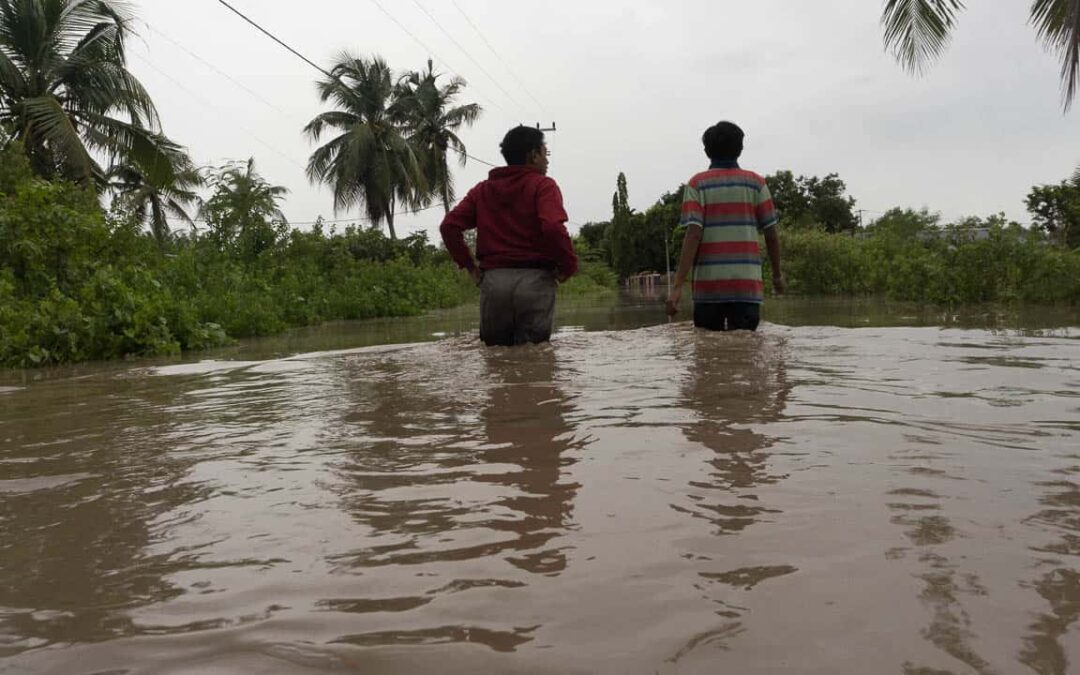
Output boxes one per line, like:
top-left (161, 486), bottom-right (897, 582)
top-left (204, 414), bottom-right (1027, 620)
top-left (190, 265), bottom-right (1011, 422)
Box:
top-left (1, 296), bottom-right (1078, 674)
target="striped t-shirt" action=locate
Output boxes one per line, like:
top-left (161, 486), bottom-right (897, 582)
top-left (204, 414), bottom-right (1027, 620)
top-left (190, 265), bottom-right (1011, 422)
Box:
top-left (679, 163), bottom-right (778, 304)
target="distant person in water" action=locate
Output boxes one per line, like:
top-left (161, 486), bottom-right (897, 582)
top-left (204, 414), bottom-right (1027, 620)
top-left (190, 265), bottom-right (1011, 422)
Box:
top-left (440, 125), bottom-right (578, 346)
top-left (666, 121), bottom-right (784, 331)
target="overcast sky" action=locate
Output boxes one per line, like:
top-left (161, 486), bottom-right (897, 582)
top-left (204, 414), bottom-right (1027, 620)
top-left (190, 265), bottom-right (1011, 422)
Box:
top-left (128, 1), bottom-right (1080, 238)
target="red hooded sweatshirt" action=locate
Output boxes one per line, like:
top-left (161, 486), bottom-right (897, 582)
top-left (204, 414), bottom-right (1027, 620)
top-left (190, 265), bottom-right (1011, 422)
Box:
top-left (439, 166), bottom-right (578, 277)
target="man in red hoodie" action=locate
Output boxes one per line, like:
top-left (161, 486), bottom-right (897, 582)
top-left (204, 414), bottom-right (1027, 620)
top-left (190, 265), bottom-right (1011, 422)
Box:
top-left (440, 126), bottom-right (578, 347)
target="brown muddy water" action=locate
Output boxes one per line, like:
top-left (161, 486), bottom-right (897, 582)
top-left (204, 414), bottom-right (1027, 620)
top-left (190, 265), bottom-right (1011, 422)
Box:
top-left (1, 295), bottom-right (1079, 674)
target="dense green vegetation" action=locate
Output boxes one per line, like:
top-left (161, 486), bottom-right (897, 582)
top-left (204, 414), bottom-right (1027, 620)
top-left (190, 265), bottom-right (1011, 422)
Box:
top-left (3, 0), bottom-right (1078, 369)
top-left (774, 220), bottom-right (1080, 305)
top-left (0, 1), bottom-right (614, 369)
top-left (1027, 168), bottom-right (1080, 249)
top-left (0, 1), bottom-right (578, 369)
top-left (0, 147), bottom-right (481, 368)
top-left (580, 172), bottom-right (1080, 307)
top-left (0, 134), bottom-right (613, 368)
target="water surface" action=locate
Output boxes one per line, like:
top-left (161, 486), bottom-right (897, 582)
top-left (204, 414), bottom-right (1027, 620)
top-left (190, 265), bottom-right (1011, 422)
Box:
top-left (1, 296), bottom-right (1078, 674)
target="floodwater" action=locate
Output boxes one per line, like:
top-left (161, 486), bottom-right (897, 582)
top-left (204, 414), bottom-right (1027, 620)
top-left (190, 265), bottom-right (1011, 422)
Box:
top-left (1, 295), bottom-right (1078, 674)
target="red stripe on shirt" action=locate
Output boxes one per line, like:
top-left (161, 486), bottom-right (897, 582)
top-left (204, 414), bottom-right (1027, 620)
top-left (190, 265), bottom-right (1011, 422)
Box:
top-left (681, 202), bottom-right (703, 217)
top-left (698, 241), bottom-right (761, 255)
top-left (703, 203), bottom-right (757, 219)
top-left (692, 279), bottom-right (764, 293)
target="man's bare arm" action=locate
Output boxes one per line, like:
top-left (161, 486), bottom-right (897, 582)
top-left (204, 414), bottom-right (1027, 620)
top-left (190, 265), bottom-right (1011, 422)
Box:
top-left (763, 227), bottom-right (785, 295)
top-left (665, 225), bottom-right (703, 316)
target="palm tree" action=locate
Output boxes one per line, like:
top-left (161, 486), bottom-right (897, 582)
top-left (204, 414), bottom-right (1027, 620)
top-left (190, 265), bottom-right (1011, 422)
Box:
top-left (395, 59), bottom-right (482, 214)
top-left (0, 0), bottom-right (176, 184)
top-left (304, 53), bottom-right (425, 239)
top-left (882, 0), bottom-right (1080, 110)
top-left (200, 158), bottom-right (288, 234)
top-left (109, 137), bottom-right (203, 248)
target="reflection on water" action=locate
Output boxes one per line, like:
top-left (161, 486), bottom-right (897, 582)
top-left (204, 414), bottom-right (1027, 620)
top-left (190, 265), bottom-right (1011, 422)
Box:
top-left (678, 332), bottom-right (790, 537)
top-left (1, 297), bottom-right (1079, 674)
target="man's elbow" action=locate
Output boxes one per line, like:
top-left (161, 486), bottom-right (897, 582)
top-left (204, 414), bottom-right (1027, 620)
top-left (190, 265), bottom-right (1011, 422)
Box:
top-left (438, 220), bottom-right (457, 243)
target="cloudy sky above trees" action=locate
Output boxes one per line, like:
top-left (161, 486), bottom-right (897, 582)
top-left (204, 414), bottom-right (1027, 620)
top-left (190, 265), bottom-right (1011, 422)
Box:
top-left (129, 1), bottom-right (1080, 238)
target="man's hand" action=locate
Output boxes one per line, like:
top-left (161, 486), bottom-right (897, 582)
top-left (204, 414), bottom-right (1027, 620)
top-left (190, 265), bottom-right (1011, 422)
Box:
top-left (772, 273), bottom-right (786, 296)
top-left (666, 284), bottom-right (682, 316)
top-left (556, 269), bottom-right (571, 283)
top-left (470, 267), bottom-right (483, 286)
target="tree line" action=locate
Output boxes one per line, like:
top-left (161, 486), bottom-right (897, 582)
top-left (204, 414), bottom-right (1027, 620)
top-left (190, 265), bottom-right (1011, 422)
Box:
top-left (578, 168), bottom-right (1080, 281)
top-left (0, 1), bottom-right (482, 245)
top-left (577, 170), bottom-right (862, 279)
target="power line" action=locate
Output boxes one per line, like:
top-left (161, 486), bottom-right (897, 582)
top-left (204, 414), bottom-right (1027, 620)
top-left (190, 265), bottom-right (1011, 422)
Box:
top-left (146, 23), bottom-right (297, 121)
top-left (130, 54), bottom-right (430, 229)
top-left (131, 52), bottom-right (307, 173)
top-left (210, 0), bottom-right (501, 169)
top-left (409, 0), bottom-right (530, 117)
top-left (129, 35), bottom-right (470, 230)
top-left (145, 21), bottom-right (495, 173)
top-left (464, 153), bottom-right (496, 168)
top-left (367, 0), bottom-right (512, 121)
top-left (213, 0), bottom-right (333, 79)
top-left (193, 200), bottom-right (453, 226)
top-left (449, 0), bottom-right (549, 118)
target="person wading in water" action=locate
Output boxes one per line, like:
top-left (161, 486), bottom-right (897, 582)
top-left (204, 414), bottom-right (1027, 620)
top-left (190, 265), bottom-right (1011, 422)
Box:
top-left (666, 121), bottom-right (784, 330)
top-left (441, 125), bottom-right (578, 346)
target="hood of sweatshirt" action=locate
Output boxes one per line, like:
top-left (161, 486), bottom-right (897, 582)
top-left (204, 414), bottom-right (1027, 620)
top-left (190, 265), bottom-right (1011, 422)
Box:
top-left (481, 165), bottom-right (545, 206)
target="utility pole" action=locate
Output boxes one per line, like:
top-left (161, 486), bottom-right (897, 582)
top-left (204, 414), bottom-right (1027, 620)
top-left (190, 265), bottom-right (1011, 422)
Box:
top-left (664, 229), bottom-right (671, 286)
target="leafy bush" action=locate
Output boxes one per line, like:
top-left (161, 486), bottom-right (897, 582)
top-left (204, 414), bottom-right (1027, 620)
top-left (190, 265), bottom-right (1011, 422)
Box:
top-left (775, 227), bottom-right (1080, 305)
top-left (0, 147), bottom-right (476, 368)
top-left (560, 261), bottom-right (618, 297)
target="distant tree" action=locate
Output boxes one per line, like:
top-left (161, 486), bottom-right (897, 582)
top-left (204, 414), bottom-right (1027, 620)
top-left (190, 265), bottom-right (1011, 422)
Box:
top-left (608, 172), bottom-right (633, 276)
top-left (606, 175), bottom-right (685, 277)
top-left (652, 186), bottom-right (684, 273)
top-left (108, 138), bottom-right (203, 248)
top-left (394, 59), bottom-right (482, 214)
top-left (200, 158), bottom-right (288, 259)
top-left (866, 207), bottom-right (940, 240)
top-left (764, 170), bottom-right (811, 226)
top-left (305, 54), bottom-right (424, 239)
top-left (576, 221), bottom-right (612, 264)
top-left (764, 171), bottom-right (857, 232)
top-left (805, 174), bottom-right (858, 232)
top-left (1027, 175), bottom-right (1080, 248)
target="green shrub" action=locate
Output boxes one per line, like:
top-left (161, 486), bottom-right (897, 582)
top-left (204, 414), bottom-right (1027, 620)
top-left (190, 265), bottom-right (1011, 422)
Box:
top-left (775, 227), bottom-right (1080, 306)
top-left (0, 145), bottom-right (478, 368)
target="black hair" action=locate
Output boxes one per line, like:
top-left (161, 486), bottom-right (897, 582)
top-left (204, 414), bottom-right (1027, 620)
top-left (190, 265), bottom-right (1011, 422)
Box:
top-left (500, 125), bottom-right (545, 165)
top-left (702, 121), bottom-right (744, 161)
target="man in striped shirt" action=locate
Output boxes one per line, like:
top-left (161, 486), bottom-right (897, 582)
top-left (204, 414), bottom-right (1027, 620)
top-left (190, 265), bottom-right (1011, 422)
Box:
top-left (666, 121), bottom-right (784, 331)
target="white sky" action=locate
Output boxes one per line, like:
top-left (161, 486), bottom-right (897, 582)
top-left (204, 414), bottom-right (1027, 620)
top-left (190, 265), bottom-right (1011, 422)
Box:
top-left (128, 1), bottom-right (1080, 238)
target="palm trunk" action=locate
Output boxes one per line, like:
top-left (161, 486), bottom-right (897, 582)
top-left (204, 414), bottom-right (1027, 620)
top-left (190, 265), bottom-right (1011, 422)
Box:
top-left (150, 198), bottom-right (167, 250)
top-left (440, 156), bottom-right (452, 215)
top-left (386, 197), bottom-right (397, 240)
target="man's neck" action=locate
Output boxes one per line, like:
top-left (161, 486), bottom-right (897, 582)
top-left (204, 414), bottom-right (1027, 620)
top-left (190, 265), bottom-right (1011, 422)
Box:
top-left (709, 159), bottom-right (740, 169)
